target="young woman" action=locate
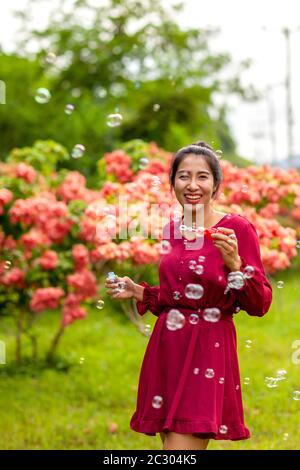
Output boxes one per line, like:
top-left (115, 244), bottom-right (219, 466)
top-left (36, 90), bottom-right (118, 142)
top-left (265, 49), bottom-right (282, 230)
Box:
top-left (105, 141), bottom-right (273, 450)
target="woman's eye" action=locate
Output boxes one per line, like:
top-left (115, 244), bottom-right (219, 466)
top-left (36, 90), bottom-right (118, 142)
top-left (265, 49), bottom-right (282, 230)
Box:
top-left (179, 176), bottom-right (188, 179)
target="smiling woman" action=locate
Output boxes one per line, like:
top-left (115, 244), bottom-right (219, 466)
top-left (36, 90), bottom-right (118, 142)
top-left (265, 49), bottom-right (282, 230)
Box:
top-left (106, 141), bottom-right (273, 450)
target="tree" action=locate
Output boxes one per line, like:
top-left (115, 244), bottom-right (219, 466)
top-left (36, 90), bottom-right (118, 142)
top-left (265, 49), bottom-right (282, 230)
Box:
top-left (0, 0), bottom-right (257, 181)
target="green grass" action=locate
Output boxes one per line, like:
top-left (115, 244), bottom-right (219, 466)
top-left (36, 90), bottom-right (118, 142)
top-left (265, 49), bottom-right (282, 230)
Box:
top-left (0, 269), bottom-right (300, 450)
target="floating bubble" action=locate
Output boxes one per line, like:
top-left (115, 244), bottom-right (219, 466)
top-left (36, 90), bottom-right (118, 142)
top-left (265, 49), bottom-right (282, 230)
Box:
top-left (243, 265), bottom-right (255, 279)
top-left (159, 240), bottom-right (172, 255)
top-left (35, 87), bottom-right (51, 104)
top-left (144, 324), bottom-right (151, 336)
top-left (235, 385), bottom-right (240, 390)
top-left (188, 260), bottom-right (197, 270)
top-left (193, 368), bottom-right (200, 375)
top-left (205, 368), bottom-right (215, 379)
top-left (219, 424), bottom-right (228, 434)
top-left (292, 390), bottom-right (300, 401)
top-left (198, 255), bottom-right (206, 263)
top-left (151, 176), bottom-right (161, 187)
top-left (203, 307), bottom-right (221, 323)
top-left (214, 342), bottom-right (220, 348)
top-left (152, 395), bottom-right (163, 408)
top-left (97, 300), bottom-right (105, 310)
top-left (277, 281), bottom-right (284, 289)
top-left (138, 157), bottom-right (149, 169)
top-left (283, 433), bottom-right (289, 441)
top-left (243, 377), bottom-right (250, 385)
top-left (219, 377), bottom-right (225, 384)
top-left (241, 185), bottom-right (248, 193)
top-left (276, 369), bottom-right (287, 380)
top-left (227, 271), bottom-right (245, 289)
top-left (215, 150), bottom-right (223, 158)
top-left (45, 51), bottom-right (57, 64)
top-left (218, 275), bottom-right (223, 282)
top-left (4, 261), bottom-right (12, 270)
top-left (107, 113), bottom-right (123, 127)
top-left (296, 240), bottom-right (300, 249)
top-left (184, 283), bottom-right (204, 300)
top-left (79, 357), bottom-right (85, 364)
top-left (65, 103), bottom-right (75, 115)
top-left (172, 291), bottom-right (182, 300)
top-left (134, 82), bottom-right (141, 89)
top-left (153, 103), bottom-right (160, 112)
top-left (265, 377), bottom-right (278, 388)
top-left (245, 340), bottom-right (252, 349)
top-left (189, 313), bottom-right (199, 325)
top-left (235, 306), bottom-right (241, 312)
top-left (71, 144), bottom-right (85, 159)
top-left (195, 265), bottom-right (204, 275)
top-left (166, 309), bottom-right (185, 331)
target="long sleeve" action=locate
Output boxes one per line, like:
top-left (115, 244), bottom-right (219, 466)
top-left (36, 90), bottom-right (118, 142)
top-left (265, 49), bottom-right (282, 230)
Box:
top-left (136, 281), bottom-right (161, 317)
top-left (230, 221), bottom-right (273, 317)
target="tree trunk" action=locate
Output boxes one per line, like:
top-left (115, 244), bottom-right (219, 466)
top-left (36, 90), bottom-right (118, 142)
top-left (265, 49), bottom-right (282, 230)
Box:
top-left (46, 323), bottom-right (65, 363)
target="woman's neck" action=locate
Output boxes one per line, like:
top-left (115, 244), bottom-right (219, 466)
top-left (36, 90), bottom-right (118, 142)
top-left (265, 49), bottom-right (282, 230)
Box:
top-left (182, 207), bottom-right (215, 228)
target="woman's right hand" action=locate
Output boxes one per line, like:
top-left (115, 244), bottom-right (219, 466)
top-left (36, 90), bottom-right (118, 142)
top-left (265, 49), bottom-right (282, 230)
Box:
top-left (105, 275), bottom-right (137, 300)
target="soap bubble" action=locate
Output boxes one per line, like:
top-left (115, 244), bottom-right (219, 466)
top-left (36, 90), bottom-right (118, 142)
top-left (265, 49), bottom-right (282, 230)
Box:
top-left (159, 240), bottom-right (172, 255)
top-left (152, 395), bottom-right (163, 409)
top-left (243, 377), bottom-right (250, 385)
top-left (65, 103), bottom-right (75, 115)
top-left (35, 87), bottom-right (51, 104)
top-left (277, 281), bottom-right (284, 289)
top-left (107, 113), bottom-right (123, 127)
top-left (71, 144), bottom-right (85, 159)
top-left (203, 308), bottom-right (221, 323)
top-left (245, 340), bottom-right (252, 349)
top-left (205, 368), bottom-right (215, 379)
top-left (97, 300), bottom-right (105, 310)
top-left (265, 377), bottom-right (279, 388)
top-left (195, 265), bottom-right (204, 275)
top-left (138, 157), bottom-right (149, 169)
top-left (184, 283), bottom-right (204, 300)
top-left (45, 51), bottom-right (57, 64)
top-left (219, 424), bottom-right (228, 434)
top-left (227, 271), bottom-right (245, 289)
top-left (189, 313), bottom-right (199, 325)
top-left (219, 377), bottom-right (225, 384)
top-left (193, 368), bottom-right (200, 375)
top-left (188, 260), bottom-right (197, 270)
top-left (153, 103), bottom-right (160, 112)
top-left (243, 265), bottom-right (255, 279)
top-left (172, 291), bottom-right (182, 300)
top-left (292, 390), bottom-right (300, 401)
top-left (4, 261), bottom-right (12, 270)
top-left (166, 309), bottom-right (185, 331)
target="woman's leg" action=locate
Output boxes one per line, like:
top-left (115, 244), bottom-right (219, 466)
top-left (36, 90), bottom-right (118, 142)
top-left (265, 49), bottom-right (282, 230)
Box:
top-left (163, 432), bottom-right (209, 450)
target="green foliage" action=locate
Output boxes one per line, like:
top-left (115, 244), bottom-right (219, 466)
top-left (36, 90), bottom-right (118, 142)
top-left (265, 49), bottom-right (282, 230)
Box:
top-left (0, 0), bottom-right (256, 180)
top-left (7, 140), bottom-right (70, 177)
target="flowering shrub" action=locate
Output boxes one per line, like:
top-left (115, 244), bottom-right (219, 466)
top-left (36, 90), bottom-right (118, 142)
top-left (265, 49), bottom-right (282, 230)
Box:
top-left (0, 139), bottom-right (299, 363)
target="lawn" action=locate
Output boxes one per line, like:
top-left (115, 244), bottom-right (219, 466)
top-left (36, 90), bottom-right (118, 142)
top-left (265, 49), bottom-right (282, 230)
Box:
top-left (0, 268), bottom-right (299, 450)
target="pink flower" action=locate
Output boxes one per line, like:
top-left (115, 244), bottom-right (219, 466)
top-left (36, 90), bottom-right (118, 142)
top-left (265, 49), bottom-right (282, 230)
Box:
top-left (39, 250), bottom-right (58, 270)
top-left (62, 305), bottom-right (87, 326)
top-left (67, 269), bottom-right (97, 299)
top-left (30, 287), bottom-right (65, 313)
top-left (0, 268), bottom-right (25, 288)
top-left (72, 244), bottom-right (89, 270)
top-left (20, 228), bottom-right (51, 250)
top-left (0, 188), bottom-right (13, 205)
top-left (15, 163), bottom-right (37, 183)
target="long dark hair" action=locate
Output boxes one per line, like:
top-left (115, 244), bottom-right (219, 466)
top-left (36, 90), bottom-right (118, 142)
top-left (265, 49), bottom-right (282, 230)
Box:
top-left (169, 141), bottom-right (222, 199)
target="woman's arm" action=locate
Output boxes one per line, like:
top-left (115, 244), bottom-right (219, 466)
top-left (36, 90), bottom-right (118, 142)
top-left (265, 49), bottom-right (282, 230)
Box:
top-left (229, 221), bottom-right (273, 317)
top-left (135, 281), bottom-right (161, 317)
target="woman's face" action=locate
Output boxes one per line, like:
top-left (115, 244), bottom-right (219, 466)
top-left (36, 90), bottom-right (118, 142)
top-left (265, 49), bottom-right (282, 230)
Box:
top-left (173, 154), bottom-right (216, 211)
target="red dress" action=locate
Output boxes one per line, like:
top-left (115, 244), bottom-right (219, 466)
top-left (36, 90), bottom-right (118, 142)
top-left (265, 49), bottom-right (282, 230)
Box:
top-left (130, 213), bottom-right (273, 440)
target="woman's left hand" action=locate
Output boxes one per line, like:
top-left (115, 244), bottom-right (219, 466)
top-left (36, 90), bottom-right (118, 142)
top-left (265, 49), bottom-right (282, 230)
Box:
top-left (211, 227), bottom-right (242, 272)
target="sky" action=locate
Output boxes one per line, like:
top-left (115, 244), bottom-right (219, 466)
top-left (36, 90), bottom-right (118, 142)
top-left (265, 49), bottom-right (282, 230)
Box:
top-left (1, 0), bottom-right (300, 164)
